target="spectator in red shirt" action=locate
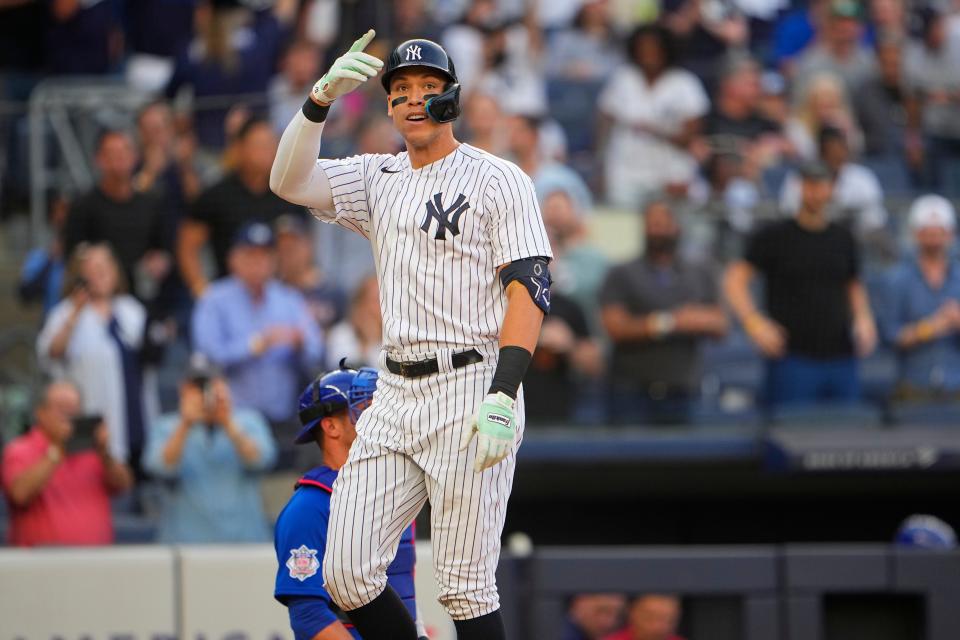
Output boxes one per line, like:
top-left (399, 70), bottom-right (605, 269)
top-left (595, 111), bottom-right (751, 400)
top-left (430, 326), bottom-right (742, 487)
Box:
top-left (1, 381), bottom-right (133, 547)
top-left (603, 594), bottom-right (686, 640)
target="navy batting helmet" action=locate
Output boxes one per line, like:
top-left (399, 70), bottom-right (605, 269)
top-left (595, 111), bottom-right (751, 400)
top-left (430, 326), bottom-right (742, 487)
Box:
top-left (294, 360), bottom-right (379, 444)
top-left (381, 38), bottom-right (461, 124)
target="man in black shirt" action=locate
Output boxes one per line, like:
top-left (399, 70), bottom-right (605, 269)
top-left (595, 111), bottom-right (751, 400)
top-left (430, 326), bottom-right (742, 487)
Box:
top-left (523, 292), bottom-right (602, 424)
top-left (723, 161), bottom-right (877, 407)
top-left (177, 117), bottom-right (304, 298)
top-left (600, 200), bottom-right (728, 424)
top-left (64, 130), bottom-right (170, 300)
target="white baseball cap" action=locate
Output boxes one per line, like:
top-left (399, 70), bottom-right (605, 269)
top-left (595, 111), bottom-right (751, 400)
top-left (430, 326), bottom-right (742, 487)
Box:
top-left (908, 194), bottom-right (956, 231)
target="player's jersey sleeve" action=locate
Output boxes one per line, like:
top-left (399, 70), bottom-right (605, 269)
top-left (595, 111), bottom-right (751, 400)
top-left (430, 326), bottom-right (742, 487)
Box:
top-left (273, 488), bottom-right (335, 605)
top-left (313, 155), bottom-right (372, 238)
top-left (484, 162), bottom-right (554, 267)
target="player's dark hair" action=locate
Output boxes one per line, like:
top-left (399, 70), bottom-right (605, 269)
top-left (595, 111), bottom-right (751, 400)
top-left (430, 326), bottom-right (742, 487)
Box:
top-left (626, 24), bottom-right (678, 70)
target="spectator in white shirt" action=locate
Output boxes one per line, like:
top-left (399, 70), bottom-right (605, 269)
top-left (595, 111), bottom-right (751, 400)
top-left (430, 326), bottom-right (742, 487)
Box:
top-left (780, 126), bottom-right (888, 237)
top-left (37, 243), bottom-right (157, 465)
top-left (597, 24), bottom-right (710, 208)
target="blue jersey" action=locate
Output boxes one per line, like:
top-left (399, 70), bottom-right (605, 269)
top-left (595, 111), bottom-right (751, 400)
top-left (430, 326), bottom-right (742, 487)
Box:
top-left (273, 465), bottom-right (418, 639)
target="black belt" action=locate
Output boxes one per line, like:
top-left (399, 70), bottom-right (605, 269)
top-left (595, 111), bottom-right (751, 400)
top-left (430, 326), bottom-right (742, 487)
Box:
top-left (385, 348), bottom-right (484, 378)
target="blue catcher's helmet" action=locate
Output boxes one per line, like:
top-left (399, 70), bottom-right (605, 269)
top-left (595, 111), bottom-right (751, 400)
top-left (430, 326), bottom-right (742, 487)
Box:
top-left (295, 359), bottom-right (379, 444)
top-left (348, 367), bottom-right (379, 423)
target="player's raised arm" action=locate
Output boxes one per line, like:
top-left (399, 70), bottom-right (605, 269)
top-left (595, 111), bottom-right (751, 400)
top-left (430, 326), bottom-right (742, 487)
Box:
top-left (270, 29), bottom-right (383, 211)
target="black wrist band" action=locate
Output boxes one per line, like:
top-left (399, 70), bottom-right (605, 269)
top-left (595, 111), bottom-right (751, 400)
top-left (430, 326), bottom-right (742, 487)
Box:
top-left (301, 97), bottom-right (330, 123)
top-left (488, 346), bottom-right (532, 400)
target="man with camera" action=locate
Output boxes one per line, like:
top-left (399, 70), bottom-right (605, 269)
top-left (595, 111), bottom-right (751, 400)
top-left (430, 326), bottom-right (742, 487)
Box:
top-left (143, 354), bottom-right (277, 543)
top-left (1, 381), bottom-right (134, 546)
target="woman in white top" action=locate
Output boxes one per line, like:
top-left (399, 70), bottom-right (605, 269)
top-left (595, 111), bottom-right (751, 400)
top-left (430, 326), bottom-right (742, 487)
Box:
top-left (597, 24), bottom-right (710, 208)
top-left (37, 243), bottom-right (156, 464)
top-left (785, 71), bottom-right (864, 161)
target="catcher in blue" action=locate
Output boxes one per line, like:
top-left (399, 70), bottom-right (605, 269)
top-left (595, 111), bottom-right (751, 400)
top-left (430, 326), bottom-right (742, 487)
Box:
top-left (271, 29), bottom-right (551, 640)
top-left (273, 363), bottom-right (427, 640)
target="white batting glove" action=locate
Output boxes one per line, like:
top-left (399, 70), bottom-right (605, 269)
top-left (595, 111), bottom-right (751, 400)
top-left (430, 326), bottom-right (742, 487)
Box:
top-left (460, 392), bottom-right (517, 472)
top-left (311, 29), bottom-right (383, 105)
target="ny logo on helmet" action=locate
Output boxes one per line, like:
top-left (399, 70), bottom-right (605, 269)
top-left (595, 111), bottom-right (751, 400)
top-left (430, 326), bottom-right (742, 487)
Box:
top-left (406, 45), bottom-right (422, 61)
top-left (421, 192), bottom-right (470, 240)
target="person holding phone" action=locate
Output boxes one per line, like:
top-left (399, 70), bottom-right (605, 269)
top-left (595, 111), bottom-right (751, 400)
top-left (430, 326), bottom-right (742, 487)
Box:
top-left (143, 353), bottom-right (278, 543)
top-left (37, 242), bottom-right (157, 468)
top-left (1, 381), bottom-right (134, 547)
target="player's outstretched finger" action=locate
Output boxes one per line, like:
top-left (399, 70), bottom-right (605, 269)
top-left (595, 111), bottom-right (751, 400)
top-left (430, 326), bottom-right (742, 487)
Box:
top-left (349, 29), bottom-right (376, 53)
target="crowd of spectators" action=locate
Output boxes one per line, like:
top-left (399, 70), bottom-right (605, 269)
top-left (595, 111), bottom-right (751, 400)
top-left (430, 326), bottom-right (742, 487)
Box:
top-left (3, 0), bottom-right (960, 546)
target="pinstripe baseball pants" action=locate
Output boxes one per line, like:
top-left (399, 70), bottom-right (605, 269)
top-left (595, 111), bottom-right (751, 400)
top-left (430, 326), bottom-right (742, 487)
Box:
top-left (323, 348), bottom-right (523, 620)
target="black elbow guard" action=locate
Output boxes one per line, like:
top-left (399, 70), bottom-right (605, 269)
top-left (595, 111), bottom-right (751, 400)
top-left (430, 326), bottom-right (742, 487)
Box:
top-left (499, 256), bottom-right (552, 314)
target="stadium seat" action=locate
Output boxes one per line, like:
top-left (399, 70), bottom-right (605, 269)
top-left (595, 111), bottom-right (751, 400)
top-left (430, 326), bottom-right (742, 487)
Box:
top-left (700, 330), bottom-right (765, 414)
top-left (864, 156), bottom-right (911, 196)
top-left (768, 402), bottom-right (884, 428)
top-left (859, 348), bottom-right (897, 407)
top-left (112, 512), bottom-right (158, 544)
top-left (889, 401), bottom-right (960, 427)
top-left (691, 403), bottom-right (761, 427)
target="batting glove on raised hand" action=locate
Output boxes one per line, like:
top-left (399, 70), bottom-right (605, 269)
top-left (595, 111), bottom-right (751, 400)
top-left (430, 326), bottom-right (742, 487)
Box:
top-left (460, 392), bottom-right (517, 472)
top-left (311, 29), bottom-right (383, 105)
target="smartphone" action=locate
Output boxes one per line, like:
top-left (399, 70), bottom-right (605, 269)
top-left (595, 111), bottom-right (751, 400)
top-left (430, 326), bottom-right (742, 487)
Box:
top-left (67, 414), bottom-right (102, 454)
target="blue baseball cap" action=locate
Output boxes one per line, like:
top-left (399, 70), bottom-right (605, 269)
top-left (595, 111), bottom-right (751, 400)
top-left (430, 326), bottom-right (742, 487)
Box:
top-left (232, 222), bottom-right (275, 249)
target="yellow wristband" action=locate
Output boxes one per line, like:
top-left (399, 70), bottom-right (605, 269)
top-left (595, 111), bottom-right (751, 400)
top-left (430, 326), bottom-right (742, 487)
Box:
top-left (744, 314), bottom-right (765, 334)
top-left (915, 320), bottom-right (935, 342)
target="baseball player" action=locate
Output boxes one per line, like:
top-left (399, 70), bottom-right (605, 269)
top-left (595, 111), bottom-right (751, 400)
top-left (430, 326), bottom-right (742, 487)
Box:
top-left (270, 30), bottom-right (552, 640)
top-left (273, 363), bottom-right (427, 640)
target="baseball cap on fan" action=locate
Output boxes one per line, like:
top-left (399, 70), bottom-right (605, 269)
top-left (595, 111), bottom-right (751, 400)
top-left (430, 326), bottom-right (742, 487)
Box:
top-left (908, 195), bottom-right (956, 231)
top-left (232, 221), bottom-right (275, 249)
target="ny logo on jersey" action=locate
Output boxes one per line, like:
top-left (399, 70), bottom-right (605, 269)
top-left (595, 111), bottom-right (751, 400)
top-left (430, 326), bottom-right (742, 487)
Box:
top-left (420, 192), bottom-right (470, 240)
top-left (405, 45), bottom-right (422, 61)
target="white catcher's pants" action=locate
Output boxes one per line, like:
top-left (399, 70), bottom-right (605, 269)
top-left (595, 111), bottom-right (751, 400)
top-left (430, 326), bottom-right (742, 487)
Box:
top-left (323, 347), bottom-right (524, 620)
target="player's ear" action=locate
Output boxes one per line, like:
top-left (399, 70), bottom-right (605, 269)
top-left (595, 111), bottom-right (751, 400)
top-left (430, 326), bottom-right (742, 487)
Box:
top-left (387, 96), bottom-right (393, 117)
top-left (319, 416), bottom-right (337, 438)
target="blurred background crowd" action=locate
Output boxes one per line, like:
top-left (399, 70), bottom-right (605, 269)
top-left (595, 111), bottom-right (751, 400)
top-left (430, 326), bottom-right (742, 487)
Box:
top-left (1, 0), bottom-right (959, 632)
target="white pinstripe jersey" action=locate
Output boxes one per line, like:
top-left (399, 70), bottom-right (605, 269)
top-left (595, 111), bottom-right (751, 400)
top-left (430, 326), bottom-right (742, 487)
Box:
top-left (313, 143), bottom-right (552, 356)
